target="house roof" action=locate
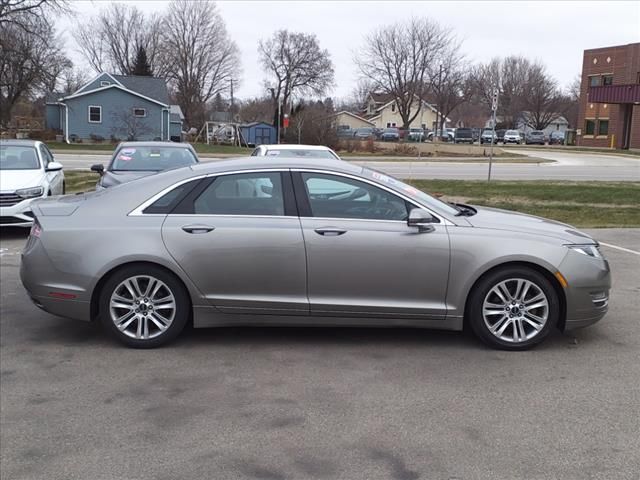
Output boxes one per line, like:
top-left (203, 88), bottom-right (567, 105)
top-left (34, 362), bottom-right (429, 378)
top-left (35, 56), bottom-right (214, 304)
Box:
top-left (111, 75), bottom-right (170, 104)
top-left (241, 122), bottom-right (274, 128)
top-left (369, 92), bottom-right (394, 104)
top-left (331, 111), bottom-right (375, 126)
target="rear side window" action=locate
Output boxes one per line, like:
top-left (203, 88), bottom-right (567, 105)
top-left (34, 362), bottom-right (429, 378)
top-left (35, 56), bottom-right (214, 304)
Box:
top-left (193, 172), bottom-right (285, 216)
top-left (143, 180), bottom-right (200, 214)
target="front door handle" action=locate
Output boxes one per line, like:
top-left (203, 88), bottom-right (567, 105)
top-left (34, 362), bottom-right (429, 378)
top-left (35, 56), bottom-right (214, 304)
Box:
top-left (314, 227), bottom-right (347, 236)
top-left (182, 224), bottom-right (215, 234)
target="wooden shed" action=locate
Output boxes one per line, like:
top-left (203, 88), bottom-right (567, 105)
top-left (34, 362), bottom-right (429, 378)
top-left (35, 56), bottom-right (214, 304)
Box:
top-left (239, 122), bottom-right (276, 146)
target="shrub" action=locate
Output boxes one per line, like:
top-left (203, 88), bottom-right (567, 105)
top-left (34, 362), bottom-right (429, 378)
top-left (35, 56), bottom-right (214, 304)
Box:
top-left (28, 129), bottom-right (57, 141)
top-left (89, 133), bottom-right (105, 143)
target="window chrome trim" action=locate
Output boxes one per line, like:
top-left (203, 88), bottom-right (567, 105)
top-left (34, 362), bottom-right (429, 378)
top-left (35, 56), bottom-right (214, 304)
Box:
top-left (129, 167), bottom-right (455, 225)
top-left (291, 168), bottom-right (454, 225)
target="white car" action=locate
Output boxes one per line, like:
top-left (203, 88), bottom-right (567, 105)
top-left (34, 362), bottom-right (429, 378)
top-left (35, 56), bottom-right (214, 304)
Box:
top-left (250, 144), bottom-right (341, 160)
top-left (0, 140), bottom-right (65, 227)
top-left (503, 130), bottom-right (523, 144)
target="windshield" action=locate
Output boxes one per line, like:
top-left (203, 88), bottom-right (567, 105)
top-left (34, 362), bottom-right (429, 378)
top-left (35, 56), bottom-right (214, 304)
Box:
top-left (383, 128), bottom-right (398, 133)
top-left (531, 131), bottom-right (544, 135)
top-left (111, 146), bottom-right (198, 172)
top-left (362, 167), bottom-right (459, 216)
top-left (0, 146), bottom-right (40, 170)
top-left (357, 128), bottom-right (373, 133)
top-left (506, 130), bottom-right (519, 135)
top-left (264, 149), bottom-right (339, 160)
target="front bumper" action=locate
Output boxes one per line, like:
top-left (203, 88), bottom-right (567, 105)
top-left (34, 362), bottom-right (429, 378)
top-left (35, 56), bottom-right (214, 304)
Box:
top-left (559, 250), bottom-right (611, 330)
top-left (0, 197), bottom-right (37, 227)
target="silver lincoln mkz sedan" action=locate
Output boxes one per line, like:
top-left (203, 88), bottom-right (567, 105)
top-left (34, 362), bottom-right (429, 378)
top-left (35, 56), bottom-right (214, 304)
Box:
top-left (20, 157), bottom-right (611, 350)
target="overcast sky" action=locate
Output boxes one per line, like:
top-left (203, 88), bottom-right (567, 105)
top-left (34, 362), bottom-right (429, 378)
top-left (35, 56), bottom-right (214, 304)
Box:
top-left (60, 1), bottom-right (640, 100)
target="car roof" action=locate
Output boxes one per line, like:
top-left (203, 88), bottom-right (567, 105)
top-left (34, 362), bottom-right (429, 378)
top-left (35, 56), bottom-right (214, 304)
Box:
top-left (117, 141), bottom-right (194, 149)
top-left (0, 139), bottom-right (40, 147)
top-left (260, 144), bottom-right (332, 151)
top-left (189, 156), bottom-right (362, 175)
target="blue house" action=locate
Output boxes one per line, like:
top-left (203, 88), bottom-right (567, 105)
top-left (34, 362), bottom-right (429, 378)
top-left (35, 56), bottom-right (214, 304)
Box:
top-left (239, 122), bottom-right (276, 146)
top-left (45, 72), bottom-right (183, 143)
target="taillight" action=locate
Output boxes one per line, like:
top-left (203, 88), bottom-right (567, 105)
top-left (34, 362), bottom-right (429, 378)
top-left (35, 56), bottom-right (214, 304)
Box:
top-left (30, 220), bottom-right (42, 238)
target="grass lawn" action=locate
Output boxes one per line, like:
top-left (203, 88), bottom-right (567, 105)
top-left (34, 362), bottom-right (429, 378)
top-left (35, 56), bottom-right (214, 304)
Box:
top-left (64, 172), bottom-right (639, 228)
top-left (47, 142), bottom-right (252, 156)
top-left (407, 179), bottom-right (640, 228)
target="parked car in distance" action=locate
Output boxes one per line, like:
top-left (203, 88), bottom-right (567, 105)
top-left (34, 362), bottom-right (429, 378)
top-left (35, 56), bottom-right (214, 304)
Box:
top-left (427, 130), bottom-right (455, 142)
top-left (503, 130), bottom-right (523, 144)
top-left (353, 127), bottom-right (376, 140)
top-left (380, 128), bottom-right (400, 141)
top-left (480, 129), bottom-right (498, 145)
top-left (549, 131), bottom-right (565, 145)
top-left (495, 129), bottom-right (506, 143)
top-left (251, 144), bottom-right (340, 160)
top-left (472, 128), bottom-right (481, 142)
top-left (91, 142), bottom-right (199, 189)
top-left (407, 128), bottom-right (426, 142)
top-left (454, 128), bottom-right (474, 144)
top-left (0, 140), bottom-right (64, 227)
top-left (525, 130), bottom-right (546, 145)
top-left (337, 126), bottom-right (355, 138)
top-left (21, 156), bottom-right (611, 350)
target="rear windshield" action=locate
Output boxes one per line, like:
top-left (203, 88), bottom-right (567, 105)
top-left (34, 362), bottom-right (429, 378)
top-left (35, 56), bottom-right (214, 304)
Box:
top-left (0, 146), bottom-right (40, 170)
top-left (111, 146), bottom-right (198, 172)
top-left (456, 129), bottom-right (472, 136)
top-left (264, 149), bottom-right (339, 160)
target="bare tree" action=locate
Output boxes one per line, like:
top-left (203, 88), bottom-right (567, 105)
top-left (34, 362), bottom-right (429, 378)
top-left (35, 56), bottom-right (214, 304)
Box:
top-left (0, 14), bottom-right (69, 127)
top-left (74, 4), bottom-right (167, 77)
top-left (520, 64), bottom-right (563, 130)
top-left (163, 0), bottom-right (240, 128)
top-left (238, 96), bottom-right (272, 124)
top-left (355, 18), bottom-right (452, 129)
top-left (0, 0), bottom-right (69, 35)
top-left (556, 75), bottom-right (580, 128)
top-left (109, 108), bottom-right (153, 141)
top-left (259, 30), bottom-right (334, 129)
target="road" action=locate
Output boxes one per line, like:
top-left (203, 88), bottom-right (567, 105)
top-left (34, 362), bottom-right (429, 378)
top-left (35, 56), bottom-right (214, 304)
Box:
top-left (1, 228), bottom-right (639, 479)
top-left (53, 150), bottom-right (640, 181)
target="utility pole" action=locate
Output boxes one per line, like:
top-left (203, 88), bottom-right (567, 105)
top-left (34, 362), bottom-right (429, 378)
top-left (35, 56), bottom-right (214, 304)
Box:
top-left (488, 87), bottom-right (499, 182)
top-left (268, 87), bottom-right (281, 144)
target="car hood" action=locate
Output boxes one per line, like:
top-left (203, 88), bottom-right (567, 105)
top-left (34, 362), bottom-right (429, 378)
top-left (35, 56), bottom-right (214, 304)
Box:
top-left (466, 205), bottom-right (594, 243)
top-left (0, 169), bottom-right (45, 192)
top-left (100, 170), bottom-right (156, 188)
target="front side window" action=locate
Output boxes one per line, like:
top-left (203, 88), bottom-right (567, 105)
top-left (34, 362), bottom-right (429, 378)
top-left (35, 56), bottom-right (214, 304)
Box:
top-left (598, 119), bottom-right (609, 136)
top-left (38, 145), bottom-right (53, 166)
top-left (301, 172), bottom-right (408, 221)
top-left (194, 172), bottom-right (284, 216)
top-left (585, 119), bottom-right (596, 135)
top-left (88, 106), bottom-right (102, 123)
top-left (0, 146), bottom-right (40, 170)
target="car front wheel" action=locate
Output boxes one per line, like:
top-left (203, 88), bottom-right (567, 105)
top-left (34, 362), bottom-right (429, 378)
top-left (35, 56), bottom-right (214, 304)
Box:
top-left (467, 267), bottom-right (559, 350)
top-left (99, 265), bottom-right (190, 348)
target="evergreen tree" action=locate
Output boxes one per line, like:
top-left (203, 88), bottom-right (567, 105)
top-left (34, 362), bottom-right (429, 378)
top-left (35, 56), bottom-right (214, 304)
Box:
top-left (131, 46), bottom-right (153, 76)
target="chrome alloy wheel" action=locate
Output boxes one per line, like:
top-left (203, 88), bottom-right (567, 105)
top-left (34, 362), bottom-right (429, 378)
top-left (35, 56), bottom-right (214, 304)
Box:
top-left (482, 278), bottom-right (549, 343)
top-left (109, 275), bottom-right (176, 340)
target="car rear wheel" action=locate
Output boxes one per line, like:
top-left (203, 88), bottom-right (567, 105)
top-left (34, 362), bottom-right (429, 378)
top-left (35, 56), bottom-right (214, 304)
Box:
top-left (99, 265), bottom-right (190, 348)
top-left (467, 267), bottom-right (559, 350)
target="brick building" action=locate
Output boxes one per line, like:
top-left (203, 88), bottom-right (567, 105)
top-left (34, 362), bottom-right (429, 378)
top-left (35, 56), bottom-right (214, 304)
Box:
top-left (577, 42), bottom-right (640, 150)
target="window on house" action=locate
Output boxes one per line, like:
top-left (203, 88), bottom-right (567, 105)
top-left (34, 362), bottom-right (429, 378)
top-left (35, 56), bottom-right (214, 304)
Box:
top-left (391, 122), bottom-right (396, 127)
top-left (598, 120), bottom-right (609, 136)
top-left (589, 76), bottom-right (600, 87)
top-left (133, 108), bottom-right (146, 117)
top-left (391, 103), bottom-right (395, 112)
top-left (386, 122), bottom-right (391, 128)
top-left (584, 119), bottom-right (595, 135)
top-left (88, 106), bottom-right (102, 123)
top-left (602, 75), bottom-right (613, 86)
top-left (100, 81), bottom-right (110, 87)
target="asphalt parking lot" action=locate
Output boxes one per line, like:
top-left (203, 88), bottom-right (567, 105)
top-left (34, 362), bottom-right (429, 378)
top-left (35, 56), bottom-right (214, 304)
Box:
top-left (1, 228), bottom-right (639, 480)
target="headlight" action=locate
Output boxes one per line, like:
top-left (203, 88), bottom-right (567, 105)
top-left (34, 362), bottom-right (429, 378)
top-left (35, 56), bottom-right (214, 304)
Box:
top-left (16, 186), bottom-right (44, 199)
top-left (567, 244), bottom-right (602, 259)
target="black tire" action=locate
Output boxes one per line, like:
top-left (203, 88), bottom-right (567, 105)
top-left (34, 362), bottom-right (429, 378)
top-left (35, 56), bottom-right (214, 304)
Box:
top-left (99, 264), bottom-right (190, 348)
top-left (467, 266), bottom-right (559, 350)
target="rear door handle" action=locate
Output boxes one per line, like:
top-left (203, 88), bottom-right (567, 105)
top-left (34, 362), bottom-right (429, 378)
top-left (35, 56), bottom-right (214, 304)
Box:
top-left (182, 224), bottom-right (215, 234)
top-left (314, 227), bottom-right (347, 236)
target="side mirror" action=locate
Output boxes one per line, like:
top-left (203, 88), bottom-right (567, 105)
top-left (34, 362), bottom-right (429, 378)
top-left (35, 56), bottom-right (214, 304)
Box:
top-left (46, 161), bottom-right (63, 172)
top-left (408, 209), bottom-right (436, 232)
top-left (91, 164), bottom-right (105, 175)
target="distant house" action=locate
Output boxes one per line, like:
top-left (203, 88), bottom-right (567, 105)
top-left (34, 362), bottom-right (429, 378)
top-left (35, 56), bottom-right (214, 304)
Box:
top-left (362, 92), bottom-right (448, 130)
top-left (515, 112), bottom-right (570, 137)
top-left (329, 111), bottom-right (375, 130)
top-left (45, 72), bottom-right (183, 143)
